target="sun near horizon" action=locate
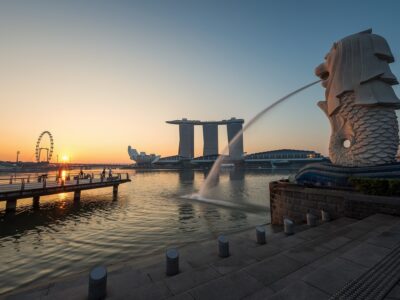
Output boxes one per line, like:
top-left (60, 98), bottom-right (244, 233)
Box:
top-left (1, 1), bottom-right (399, 164)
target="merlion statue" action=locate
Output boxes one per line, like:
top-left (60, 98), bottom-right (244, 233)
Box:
top-left (315, 29), bottom-right (400, 167)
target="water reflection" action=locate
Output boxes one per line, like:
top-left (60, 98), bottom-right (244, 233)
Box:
top-left (178, 203), bottom-right (195, 222)
top-left (0, 169), bottom-right (293, 295)
top-left (0, 196), bottom-right (118, 238)
top-left (229, 169), bottom-right (247, 202)
top-left (179, 170), bottom-right (194, 182)
top-left (229, 168), bottom-right (245, 181)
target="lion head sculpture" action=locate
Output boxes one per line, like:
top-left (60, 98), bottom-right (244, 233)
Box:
top-left (315, 29), bottom-right (400, 116)
top-left (314, 29), bottom-right (400, 167)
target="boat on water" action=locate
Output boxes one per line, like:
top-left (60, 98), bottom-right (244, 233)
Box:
top-left (127, 146), bottom-right (160, 166)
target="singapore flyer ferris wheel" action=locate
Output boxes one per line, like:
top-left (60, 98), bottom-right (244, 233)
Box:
top-left (35, 131), bottom-right (54, 163)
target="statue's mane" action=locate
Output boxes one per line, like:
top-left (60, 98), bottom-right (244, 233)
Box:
top-left (326, 29), bottom-right (400, 115)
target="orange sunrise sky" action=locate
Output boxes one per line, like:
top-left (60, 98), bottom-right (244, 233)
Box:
top-left (1, 1), bottom-right (399, 163)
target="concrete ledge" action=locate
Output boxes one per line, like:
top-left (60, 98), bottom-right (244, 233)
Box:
top-left (7, 215), bottom-right (400, 299)
top-left (270, 181), bottom-right (400, 225)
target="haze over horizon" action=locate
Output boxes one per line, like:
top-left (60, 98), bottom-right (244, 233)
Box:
top-left (1, 0), bottom-right (400, 163)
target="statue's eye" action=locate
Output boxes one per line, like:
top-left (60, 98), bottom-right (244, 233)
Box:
top-left (343, 139), bottom-right (351, 148)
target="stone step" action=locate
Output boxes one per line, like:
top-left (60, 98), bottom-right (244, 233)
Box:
top-left (158, 217), bottom-right (360, 299)
top-left (330, 244), bottom-right (400, 300)
top-left (5, 215), bottom-right (367, 300)
top-left (264, 214), bottom-right (400, 300)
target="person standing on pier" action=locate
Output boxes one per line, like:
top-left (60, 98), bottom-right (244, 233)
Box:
top-left (57, 165), bottom-right (63, 182)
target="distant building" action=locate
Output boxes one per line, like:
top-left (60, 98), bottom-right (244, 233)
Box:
top-left (244, 149), bottom-right (326, 168)
top-left (202, 123), bottom-right (219, 156)
top-left (128, 146), bottom-right (160, 166)
top-left (245, 149), bottom-right (323, 160)
top-left (226, 118), bottom-right (244, 160)
top-left (157, 155), bottom-right (186, 163)
top-left (166, 117), bottom-right (244, 160)
top-left (154, 149), bottom-right (326, 169)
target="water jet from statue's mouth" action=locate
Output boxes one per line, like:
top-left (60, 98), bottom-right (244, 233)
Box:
top-left (196, 79), bottom-right (322, 198)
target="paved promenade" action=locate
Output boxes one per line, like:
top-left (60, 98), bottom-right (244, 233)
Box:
top-left (6, 214), bottom-right (400, 299)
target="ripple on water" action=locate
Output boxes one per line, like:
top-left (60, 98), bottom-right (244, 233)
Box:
top-left (0, 169), bottom-right (290, 295)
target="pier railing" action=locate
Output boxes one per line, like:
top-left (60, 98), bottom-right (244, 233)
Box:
top-left (0, 172), bottom-right (130, 192)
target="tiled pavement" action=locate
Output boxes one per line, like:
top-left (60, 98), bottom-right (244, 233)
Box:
top-left (6, 214), bottom-right (400, 300)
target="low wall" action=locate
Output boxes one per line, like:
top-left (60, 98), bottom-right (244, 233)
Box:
top-left (269, 180), bottom-right (400, 225)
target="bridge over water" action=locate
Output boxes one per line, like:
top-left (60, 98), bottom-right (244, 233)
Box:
top-left (0, 172), bottom-right (131, 212)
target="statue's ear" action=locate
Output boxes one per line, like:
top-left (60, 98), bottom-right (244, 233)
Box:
top-left (317, 101), bottom-right (329, 117)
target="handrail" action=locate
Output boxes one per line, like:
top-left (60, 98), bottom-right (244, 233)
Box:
top-left (0, 172), bottom-right (131, 189)
top-left (0, 174), bottom-right (131, 193)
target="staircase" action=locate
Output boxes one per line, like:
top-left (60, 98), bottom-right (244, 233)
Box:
top-left (7, 214), bottom-right (400, 299)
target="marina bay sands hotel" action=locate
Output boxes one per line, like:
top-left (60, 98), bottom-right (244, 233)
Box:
top-left (129, 117), bottom-right (324, 167)
top-left (166, 117), bottom-right (244, 160)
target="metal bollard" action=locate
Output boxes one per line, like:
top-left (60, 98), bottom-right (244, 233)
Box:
top-left (307, 213), bottom-right (317, 227)
top-left (218, 235), bottom-right (230, 258)
top-left (166, 248), bottom-right (179, 276)
top-left (284, 218), bottom-right (294, 235)
top-left (321, 210), bottom-right (331, 222)
top-left (88, 266), bottom-right (107, 300)
top-left (256, 226), bottom-right (266, 245)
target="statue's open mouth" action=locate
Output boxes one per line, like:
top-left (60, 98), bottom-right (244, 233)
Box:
top-left (315, 63), bottom-right (330, 88)
top-left (320, 71), bottom-right (329, 87)
top-left (320, 71), bottom-right (329, 80)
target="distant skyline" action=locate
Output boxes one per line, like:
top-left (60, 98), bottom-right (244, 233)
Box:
top-left (1, 0), bottom-right (399, 163)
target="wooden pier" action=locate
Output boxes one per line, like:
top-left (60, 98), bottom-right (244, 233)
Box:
top-left (0, 172), bottom-right (131, 212)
